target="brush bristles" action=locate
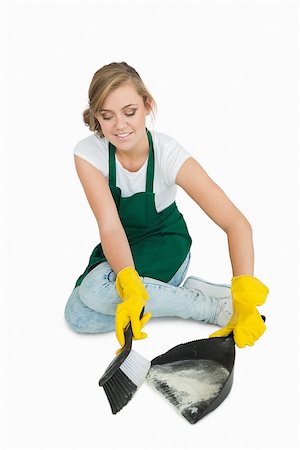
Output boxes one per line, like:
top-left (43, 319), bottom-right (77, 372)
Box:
top-left (103, 368), bottom-right (137, 414)
top-left (120, 350), bottom-right (151, 387)
top-left (102, 350), bottom-right (151, 414)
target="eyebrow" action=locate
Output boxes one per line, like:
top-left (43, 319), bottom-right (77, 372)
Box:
top-left (99, 103), bottom-right (139, 113)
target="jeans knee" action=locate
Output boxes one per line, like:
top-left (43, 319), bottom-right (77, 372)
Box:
top-left (64, 287), bottom-right (93, 333)
top-left (78, 281), bottom-right (90, 306)
top-left (64, 287), bottom-right (116, 333)
top-left (78, 273), bottom-right (120, 315)
top-left (64, 311), bottom-right (81, 333)
top-left (79, 273), bottom-right (113, 307)
top-left (64, 299), bottom-right (86, 333)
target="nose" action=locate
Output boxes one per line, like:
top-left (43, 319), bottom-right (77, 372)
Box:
top-left (115, 114), bottom-right (127, 130)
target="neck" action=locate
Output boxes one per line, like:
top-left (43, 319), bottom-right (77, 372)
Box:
top-left (115, 129), bottom-right (149, 162)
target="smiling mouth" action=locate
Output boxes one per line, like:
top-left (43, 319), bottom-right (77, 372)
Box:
top-left (115, 132), bottom-right (133, 139)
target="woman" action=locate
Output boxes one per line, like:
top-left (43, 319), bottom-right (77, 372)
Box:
top-left (64, 61), bottom-right (269, 354)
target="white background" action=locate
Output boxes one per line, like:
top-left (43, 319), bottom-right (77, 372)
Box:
top-left (1, 1), bottom-right (299, 449)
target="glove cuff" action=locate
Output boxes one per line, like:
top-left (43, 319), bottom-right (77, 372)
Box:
top-left (231, 275), bottom-right (269, 306)
top-left (116, 266), bottom-right (149, 301)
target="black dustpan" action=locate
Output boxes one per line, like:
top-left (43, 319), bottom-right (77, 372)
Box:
top-left (146, 333), bottom-right (235, 424)
top-left (146, 316), bottom-right (265, 424)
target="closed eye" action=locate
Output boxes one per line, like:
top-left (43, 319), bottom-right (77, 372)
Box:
top-left (102, 111), bottom-right (136, 121)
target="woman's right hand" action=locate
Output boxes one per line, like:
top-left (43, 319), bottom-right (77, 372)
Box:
top-left (115, 267), bottom-right (152, 350)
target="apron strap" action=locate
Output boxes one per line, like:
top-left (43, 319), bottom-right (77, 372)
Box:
top-left (145, 128), bottom-right (154, 193)
top-left (108, 127), bottom-right (154, 193)
top-left (108, 140), bottom-right (117, 187)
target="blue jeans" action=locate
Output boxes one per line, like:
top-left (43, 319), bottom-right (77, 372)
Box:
top-left (64, 252), bottom-right (222, 333)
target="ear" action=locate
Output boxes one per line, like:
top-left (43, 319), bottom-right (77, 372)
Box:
top-left (145, 97), bottom-right (153, 115)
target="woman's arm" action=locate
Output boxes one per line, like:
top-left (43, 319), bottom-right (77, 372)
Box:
top-left (175, 157), bottom-right (254, 277)
top-left (74, 155), bottom-right (135, 274)
top-left (74, 155), bottom-right (152, 348)
top-left (100, 228), bottom-right (135, 275)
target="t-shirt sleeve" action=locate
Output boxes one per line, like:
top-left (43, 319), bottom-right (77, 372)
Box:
top-left (73, 136), bottom-right (108, 177)
top-left (161, 136), bottom-right (192, 185)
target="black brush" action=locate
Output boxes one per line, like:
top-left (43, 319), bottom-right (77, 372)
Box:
top-left (98, 307), bottom-right (151, 414)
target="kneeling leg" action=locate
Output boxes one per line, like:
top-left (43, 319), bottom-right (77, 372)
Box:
top-left (64, 286), bottom-right (115, 333)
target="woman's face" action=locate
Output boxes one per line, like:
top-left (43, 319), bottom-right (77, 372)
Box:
top-left (95, 83), bottom-right (151, 151)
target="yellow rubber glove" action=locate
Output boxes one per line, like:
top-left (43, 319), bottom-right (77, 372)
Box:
top-left (115, 267), bottom-right (152, 353)
top-left (209, 275), bottom-right (269, 348)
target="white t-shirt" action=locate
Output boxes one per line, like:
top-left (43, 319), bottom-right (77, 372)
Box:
top-left (73, 129), bottom-right (192, 213)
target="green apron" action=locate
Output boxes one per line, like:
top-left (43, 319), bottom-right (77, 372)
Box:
top-left (74, 128), bottom-right (192, 289)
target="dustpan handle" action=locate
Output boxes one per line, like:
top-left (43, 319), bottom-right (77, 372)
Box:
top-left (227, 314), bottom-right (266, 339)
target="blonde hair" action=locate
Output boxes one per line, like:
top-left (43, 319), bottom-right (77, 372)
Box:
top-left (82, 62), bottom-right (157, 138)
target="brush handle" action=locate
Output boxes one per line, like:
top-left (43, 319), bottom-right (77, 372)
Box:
top-left (99, 306), bottom-right (147, 386)
top-left (123, 306), bottom-right (145, 350)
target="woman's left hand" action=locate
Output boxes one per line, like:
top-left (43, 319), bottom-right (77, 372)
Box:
top-left (209, 275), bottom-right (269, 347)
